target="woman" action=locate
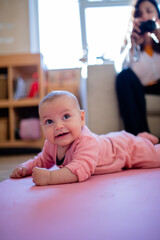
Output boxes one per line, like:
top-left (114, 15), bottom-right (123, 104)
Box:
top-left (116, 0), bottom-right (160, 135)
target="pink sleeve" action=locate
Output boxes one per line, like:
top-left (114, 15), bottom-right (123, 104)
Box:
top-left (21, 140), bottom-right (56, 175)
top-left (65, 136), bottom-right (100, 182)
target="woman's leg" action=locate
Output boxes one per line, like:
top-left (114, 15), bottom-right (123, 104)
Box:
top-left (116, 68), bottom-right (149, 135)
top-left (144, 80), bottom-right (160, 94)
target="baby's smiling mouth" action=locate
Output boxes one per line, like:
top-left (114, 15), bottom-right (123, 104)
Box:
top-left (55, 132), bottom-right (70, 139)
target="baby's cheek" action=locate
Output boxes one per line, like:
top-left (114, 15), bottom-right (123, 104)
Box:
top-left (45, 129), bottom-right (55, 143)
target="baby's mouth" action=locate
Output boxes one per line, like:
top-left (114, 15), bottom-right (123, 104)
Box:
top-left (55, 132), bottom-right (70, 139)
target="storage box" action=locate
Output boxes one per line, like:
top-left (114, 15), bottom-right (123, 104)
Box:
top-left (0, 117), bottom-right (8, 141)
top-left (19, 118), bottom-right (41, 140)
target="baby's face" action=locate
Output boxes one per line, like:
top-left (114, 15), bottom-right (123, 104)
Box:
top-left (39, 95), bottom-right (85, 147)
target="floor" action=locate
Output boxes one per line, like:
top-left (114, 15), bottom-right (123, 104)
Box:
top-left (0, 154), bottom-right (35, 182)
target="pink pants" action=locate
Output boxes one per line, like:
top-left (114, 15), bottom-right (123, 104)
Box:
top-left (130, 132), bottom-right (160, 169)
top-left (99, 131), bottom-right (160, 174)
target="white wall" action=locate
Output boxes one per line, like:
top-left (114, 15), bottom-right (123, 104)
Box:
top-left (0, 0), bottom-right (39, 55)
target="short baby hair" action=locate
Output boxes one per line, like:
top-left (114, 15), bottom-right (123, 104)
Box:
top-left (39, 90), bottom-right (80, 109)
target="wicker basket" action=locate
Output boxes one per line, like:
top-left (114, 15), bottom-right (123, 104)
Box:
top-left (0, 117), bottom-right (8, 141)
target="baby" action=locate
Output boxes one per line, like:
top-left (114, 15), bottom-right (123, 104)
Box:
top-left (10, 90), bottom-right (160, 186)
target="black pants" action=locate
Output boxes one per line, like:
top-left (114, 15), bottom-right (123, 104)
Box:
top-left (116, 68), bottom-right (160, 135)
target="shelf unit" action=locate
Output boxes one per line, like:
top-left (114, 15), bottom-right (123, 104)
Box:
top-left (0, 53), bottom-right (46, 149)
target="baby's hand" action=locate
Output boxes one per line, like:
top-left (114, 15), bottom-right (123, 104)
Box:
top-left (10, 166), bottom-right (28, 178)
top-left (32, 167), bottom-right (50, 186)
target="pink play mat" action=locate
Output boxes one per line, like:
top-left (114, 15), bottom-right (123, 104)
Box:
top-left (0, 168), bottom-right (160, 240)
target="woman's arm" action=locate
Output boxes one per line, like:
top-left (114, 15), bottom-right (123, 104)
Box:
top-left (120, 18), bottom-right (147, 69)
top-left (32, 167), bottom-right (78, 186)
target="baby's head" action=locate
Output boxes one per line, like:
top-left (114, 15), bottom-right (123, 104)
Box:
top-left (39, 90), bottom-right (80, 109)
top-left (39, 91), bottom-right (85, 146)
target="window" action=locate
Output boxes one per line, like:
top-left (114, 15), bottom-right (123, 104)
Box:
top-left (82, 0), bottom-right (160, 64)
top-left (38, 0), bottom-right (82, 69)
top-left (38, 0), bottom-right (160, 69)
top-left (85, 6), bottom-right (131, 64)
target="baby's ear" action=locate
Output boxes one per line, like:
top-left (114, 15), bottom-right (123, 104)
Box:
top-left (80, 110), bottom-right (85, 126)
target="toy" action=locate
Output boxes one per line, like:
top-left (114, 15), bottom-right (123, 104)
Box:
top-left (28, 72), bottom-right (39, 98)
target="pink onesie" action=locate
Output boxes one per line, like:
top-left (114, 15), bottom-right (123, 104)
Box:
top-left (22, 126), bottom-right (160, 182)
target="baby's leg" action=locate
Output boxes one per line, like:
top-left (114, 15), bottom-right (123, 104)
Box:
top-left (137, 132), bottom-right (159, 144)
top-left (131, 136), bottom-right (160, 169)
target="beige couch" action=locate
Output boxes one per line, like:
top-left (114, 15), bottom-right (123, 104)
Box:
top-left (80, 63), bottom-right (160, 137)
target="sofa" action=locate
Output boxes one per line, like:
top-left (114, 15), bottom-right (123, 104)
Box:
top-left (80, 63), bottom-right (160, 137)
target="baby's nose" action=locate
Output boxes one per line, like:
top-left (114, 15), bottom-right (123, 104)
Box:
top-left (55, 121), bottom-right (63, 130)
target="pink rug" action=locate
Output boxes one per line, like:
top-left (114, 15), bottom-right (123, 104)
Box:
top-left (0, 168), bottom-right (160, 240)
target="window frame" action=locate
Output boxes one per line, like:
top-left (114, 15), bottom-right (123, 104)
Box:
top-left (78, 0), bottom-right (160, 58)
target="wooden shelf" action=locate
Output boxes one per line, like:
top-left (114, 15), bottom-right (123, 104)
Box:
top-left (0, 53), bottom-right (46, 149)
top-left (0, 53), bottom-right (44, 67)
top-left (0, 139), bottom-right (44, 148)
top-left (0, 98), bottom-right (41, 108)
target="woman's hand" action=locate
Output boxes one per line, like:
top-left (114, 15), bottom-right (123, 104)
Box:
top-left (130, 18), bottom-right (147, 46)
top-left (10, 166), bottom-right (28, 178)
top-left (153, 19), bottom-right (160, 43)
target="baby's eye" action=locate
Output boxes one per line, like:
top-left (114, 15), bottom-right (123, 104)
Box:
top-left (63, 114), bottom-right (70, 120)
top-left (45, 119), bottom-right (53, 125)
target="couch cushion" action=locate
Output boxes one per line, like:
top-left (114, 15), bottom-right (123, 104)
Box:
top-left (146, 95), bottom-right (160, 114)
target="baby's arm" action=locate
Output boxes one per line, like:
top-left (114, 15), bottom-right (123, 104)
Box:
top-left (10, 141), bottom-right (55, 179)
top-left (32, 167), bottom-right (78, 186)
top-left (10, 166), bottom-right (28, 178)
